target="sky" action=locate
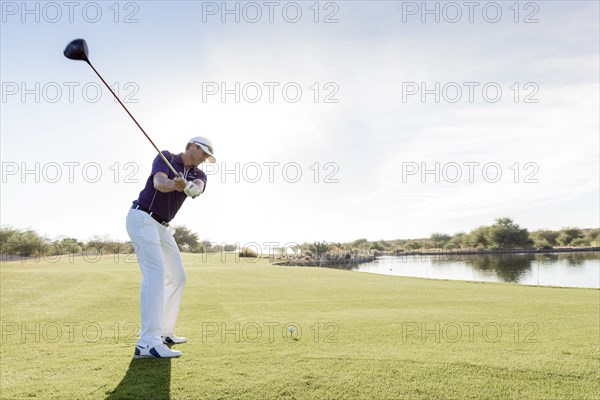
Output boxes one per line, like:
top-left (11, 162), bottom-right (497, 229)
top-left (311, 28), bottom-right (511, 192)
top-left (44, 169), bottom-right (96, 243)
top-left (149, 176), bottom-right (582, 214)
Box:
top-left (1, 1), bottom-right (599, 249)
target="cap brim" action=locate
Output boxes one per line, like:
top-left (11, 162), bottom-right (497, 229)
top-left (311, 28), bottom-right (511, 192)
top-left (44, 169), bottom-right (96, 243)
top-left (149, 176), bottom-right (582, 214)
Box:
top-left (197, 143), bottom-right (216, 163)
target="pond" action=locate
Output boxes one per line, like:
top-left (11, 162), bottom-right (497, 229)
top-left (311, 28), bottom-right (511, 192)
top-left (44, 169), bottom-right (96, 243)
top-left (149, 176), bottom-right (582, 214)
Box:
top-left (351, 252), bottom-right (600, 289)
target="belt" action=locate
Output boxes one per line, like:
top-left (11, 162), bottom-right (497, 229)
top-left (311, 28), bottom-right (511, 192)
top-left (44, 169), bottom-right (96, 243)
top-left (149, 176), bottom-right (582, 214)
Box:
top-left (131, 204), bottom-right (169, 226)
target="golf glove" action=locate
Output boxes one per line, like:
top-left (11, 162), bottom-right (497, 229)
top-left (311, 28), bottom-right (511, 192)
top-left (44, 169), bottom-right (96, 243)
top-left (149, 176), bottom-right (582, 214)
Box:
top-left (184, 181), bottom-right (201, 199)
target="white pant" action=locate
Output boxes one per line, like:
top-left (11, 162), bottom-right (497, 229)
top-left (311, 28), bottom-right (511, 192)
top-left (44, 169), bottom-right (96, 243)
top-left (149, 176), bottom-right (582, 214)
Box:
top-left (126, 208), bottom-right (186, 347)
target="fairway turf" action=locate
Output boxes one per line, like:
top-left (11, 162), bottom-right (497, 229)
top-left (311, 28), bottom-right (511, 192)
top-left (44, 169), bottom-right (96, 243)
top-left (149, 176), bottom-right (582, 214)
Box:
top-left (1, 254), bottom-right (598, 399)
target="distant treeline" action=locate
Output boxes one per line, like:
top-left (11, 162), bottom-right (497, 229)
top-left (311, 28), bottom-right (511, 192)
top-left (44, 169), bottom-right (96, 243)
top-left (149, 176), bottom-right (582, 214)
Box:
top-left (0, 225), bottom-right (238, 258)
top-left (289, 218), bottom-right (599, 255)
top-left (0, 228), bottom-right (134, 258)
top-left (1, 218), bottom-right (598, 258)
top-left (329, 218), bottom-right (599, 252)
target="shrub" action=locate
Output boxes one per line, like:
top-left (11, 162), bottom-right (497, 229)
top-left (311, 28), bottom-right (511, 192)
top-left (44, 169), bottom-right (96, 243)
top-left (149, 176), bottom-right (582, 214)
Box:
top-left (404, 242), bottom-right (420, 251)
top-left (239, 247), bottom-right (258, 258)
top-left (571, 237), bottom-right (591, 247)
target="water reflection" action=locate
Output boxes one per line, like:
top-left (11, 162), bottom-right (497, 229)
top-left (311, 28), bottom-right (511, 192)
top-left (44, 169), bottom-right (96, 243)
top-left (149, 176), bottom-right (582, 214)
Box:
top-left (349, 252), bottom-right (600, 288)
top-left (464, 254), bottom-right (533, 283)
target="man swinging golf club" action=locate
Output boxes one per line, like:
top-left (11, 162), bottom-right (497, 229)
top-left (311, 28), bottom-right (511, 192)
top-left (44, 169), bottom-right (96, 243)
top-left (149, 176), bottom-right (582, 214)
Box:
top-left (63, 38), bottom-right (216, 359)
top-left (127, 136), bottom-right (216, 358)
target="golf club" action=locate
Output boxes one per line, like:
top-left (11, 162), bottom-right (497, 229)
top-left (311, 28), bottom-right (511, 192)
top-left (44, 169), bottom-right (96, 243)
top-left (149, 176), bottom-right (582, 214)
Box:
top-left (63, 38), bottom-right (179, 176)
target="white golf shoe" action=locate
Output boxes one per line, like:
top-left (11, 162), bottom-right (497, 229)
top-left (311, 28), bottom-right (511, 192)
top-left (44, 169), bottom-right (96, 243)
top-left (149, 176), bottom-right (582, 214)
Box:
top-left (162, 334), bottom-right (188, 345)
top-left (133, 344), bottom-right (181, 359)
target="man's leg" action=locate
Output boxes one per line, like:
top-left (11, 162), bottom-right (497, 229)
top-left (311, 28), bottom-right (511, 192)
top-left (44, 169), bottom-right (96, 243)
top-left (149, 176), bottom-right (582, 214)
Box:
top-left (126, 209), bottom-right (165, 348)
top-left (159, 227), bottom-right (187, 338)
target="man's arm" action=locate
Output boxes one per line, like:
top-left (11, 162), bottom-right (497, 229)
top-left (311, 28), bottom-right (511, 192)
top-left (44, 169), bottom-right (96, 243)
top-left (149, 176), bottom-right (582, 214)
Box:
top-left (153, 172), bottom-right (186, 193)
top-left (193, 179), bottom-right (206, 194)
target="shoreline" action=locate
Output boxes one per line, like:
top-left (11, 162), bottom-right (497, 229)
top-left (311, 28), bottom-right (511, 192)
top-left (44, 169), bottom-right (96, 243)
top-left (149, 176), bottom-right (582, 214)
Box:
top-left (376, 247), bottom-right (600, 257)
top-left (272, 247), bottom-right (600, 267)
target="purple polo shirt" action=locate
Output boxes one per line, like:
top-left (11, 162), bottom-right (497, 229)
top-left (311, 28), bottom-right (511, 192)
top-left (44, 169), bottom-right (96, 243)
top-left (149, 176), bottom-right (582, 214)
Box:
top-left (132, 151), bottom-right (207, 222)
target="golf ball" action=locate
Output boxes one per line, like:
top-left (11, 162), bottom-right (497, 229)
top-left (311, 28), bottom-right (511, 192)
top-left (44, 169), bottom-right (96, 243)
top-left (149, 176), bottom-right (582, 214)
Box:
top-left (288, 326), bottom-right (295, 333)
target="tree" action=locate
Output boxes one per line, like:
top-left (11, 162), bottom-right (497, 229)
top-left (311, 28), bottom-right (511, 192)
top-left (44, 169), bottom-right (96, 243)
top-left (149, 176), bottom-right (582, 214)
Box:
top-left (309, 241), bottom-right (330, 256)
top-left (370, 242), bottom-right (385, 251)
top-left (172, 225), bottom-right (200, 252)
top-left (484, 218), bottom-right (531, 249)
top-left (430, 233), bottom-right (451, 248)
top-left (584, 229), bottom-right (600, 246)
top-left (85, 234), bottom-right (130, 255)
top-left (3, 229), bottom-right (45, 257)
top-left (49, 238), bottom-right (84, 256)
top-left (557, 227), bottom-right (584, 246)
top-left (530, 229), bottom-right (560, 248)
top-left (0, 226), bottom-right (19, 246)
top-left (350, 238), bottom-right (370, 251)
top-left (199, 240), bottom-right (216, 253)
top-left (223, 244), bottom-right (237, 252)
top-left (308, 241), bottom-right (330, 266)
top-left (86, 234), bottom-right (112, 254)
top-left (465, 226), bottom-right (489, 249)
top-left (445, 232), bottom-right (466, 249)
top-left (404, 241), bottom-right (421, 251)
top-left (420, 240), bottom-right (434, 250)
top-left (1, 226), bottom-right (19, 255)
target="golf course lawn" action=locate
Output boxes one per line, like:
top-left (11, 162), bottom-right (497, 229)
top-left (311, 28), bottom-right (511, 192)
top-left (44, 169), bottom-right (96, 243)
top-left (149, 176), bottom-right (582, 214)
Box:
top-left (1, 254), bottom-right (598, 400)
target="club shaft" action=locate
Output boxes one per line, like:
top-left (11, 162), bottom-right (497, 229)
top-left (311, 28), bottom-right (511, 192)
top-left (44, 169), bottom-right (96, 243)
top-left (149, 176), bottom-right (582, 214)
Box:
top-left (85, 60), bottom-right (179, 176)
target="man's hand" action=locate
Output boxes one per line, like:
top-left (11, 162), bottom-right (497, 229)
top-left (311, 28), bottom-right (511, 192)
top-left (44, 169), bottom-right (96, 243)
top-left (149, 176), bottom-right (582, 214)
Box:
top-left (184, 181), bottom-right (201, 198)
top-left (154, 172), bottom-right (187, 193)
top-left (173, 173), bottom-right (187, 192)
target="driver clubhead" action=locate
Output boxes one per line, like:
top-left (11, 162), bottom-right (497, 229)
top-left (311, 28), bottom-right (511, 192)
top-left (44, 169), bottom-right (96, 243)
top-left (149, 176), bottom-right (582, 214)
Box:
top-left (64, 39), bottom-right (89, 62)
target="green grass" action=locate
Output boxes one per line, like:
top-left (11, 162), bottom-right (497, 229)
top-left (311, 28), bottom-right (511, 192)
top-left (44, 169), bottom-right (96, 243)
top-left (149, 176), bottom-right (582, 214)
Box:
top-left (1, 254), bottom-right (598, 399)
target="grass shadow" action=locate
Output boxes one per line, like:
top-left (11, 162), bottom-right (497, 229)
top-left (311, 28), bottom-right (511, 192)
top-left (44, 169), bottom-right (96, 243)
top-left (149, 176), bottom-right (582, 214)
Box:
top-left (105, 358), bottom-right (171, 400)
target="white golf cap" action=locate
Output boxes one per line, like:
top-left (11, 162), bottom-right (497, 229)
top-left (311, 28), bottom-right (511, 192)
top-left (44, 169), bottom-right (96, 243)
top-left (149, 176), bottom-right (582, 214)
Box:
top-left (188, 136), bottom-right (216, 163)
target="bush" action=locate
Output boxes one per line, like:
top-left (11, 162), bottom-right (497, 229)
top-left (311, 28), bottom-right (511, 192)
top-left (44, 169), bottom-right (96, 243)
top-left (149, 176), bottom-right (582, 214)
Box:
top-left (239, 247), bottom-right (258, 258)
top-left (404, 242), bottom-right (421, 251)
top-left (571, 238), bottom-right (591, 247)
top-left (370, 242), bottom-right (384, 251)
top-left (533, 238), bottom-right (553, 249)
